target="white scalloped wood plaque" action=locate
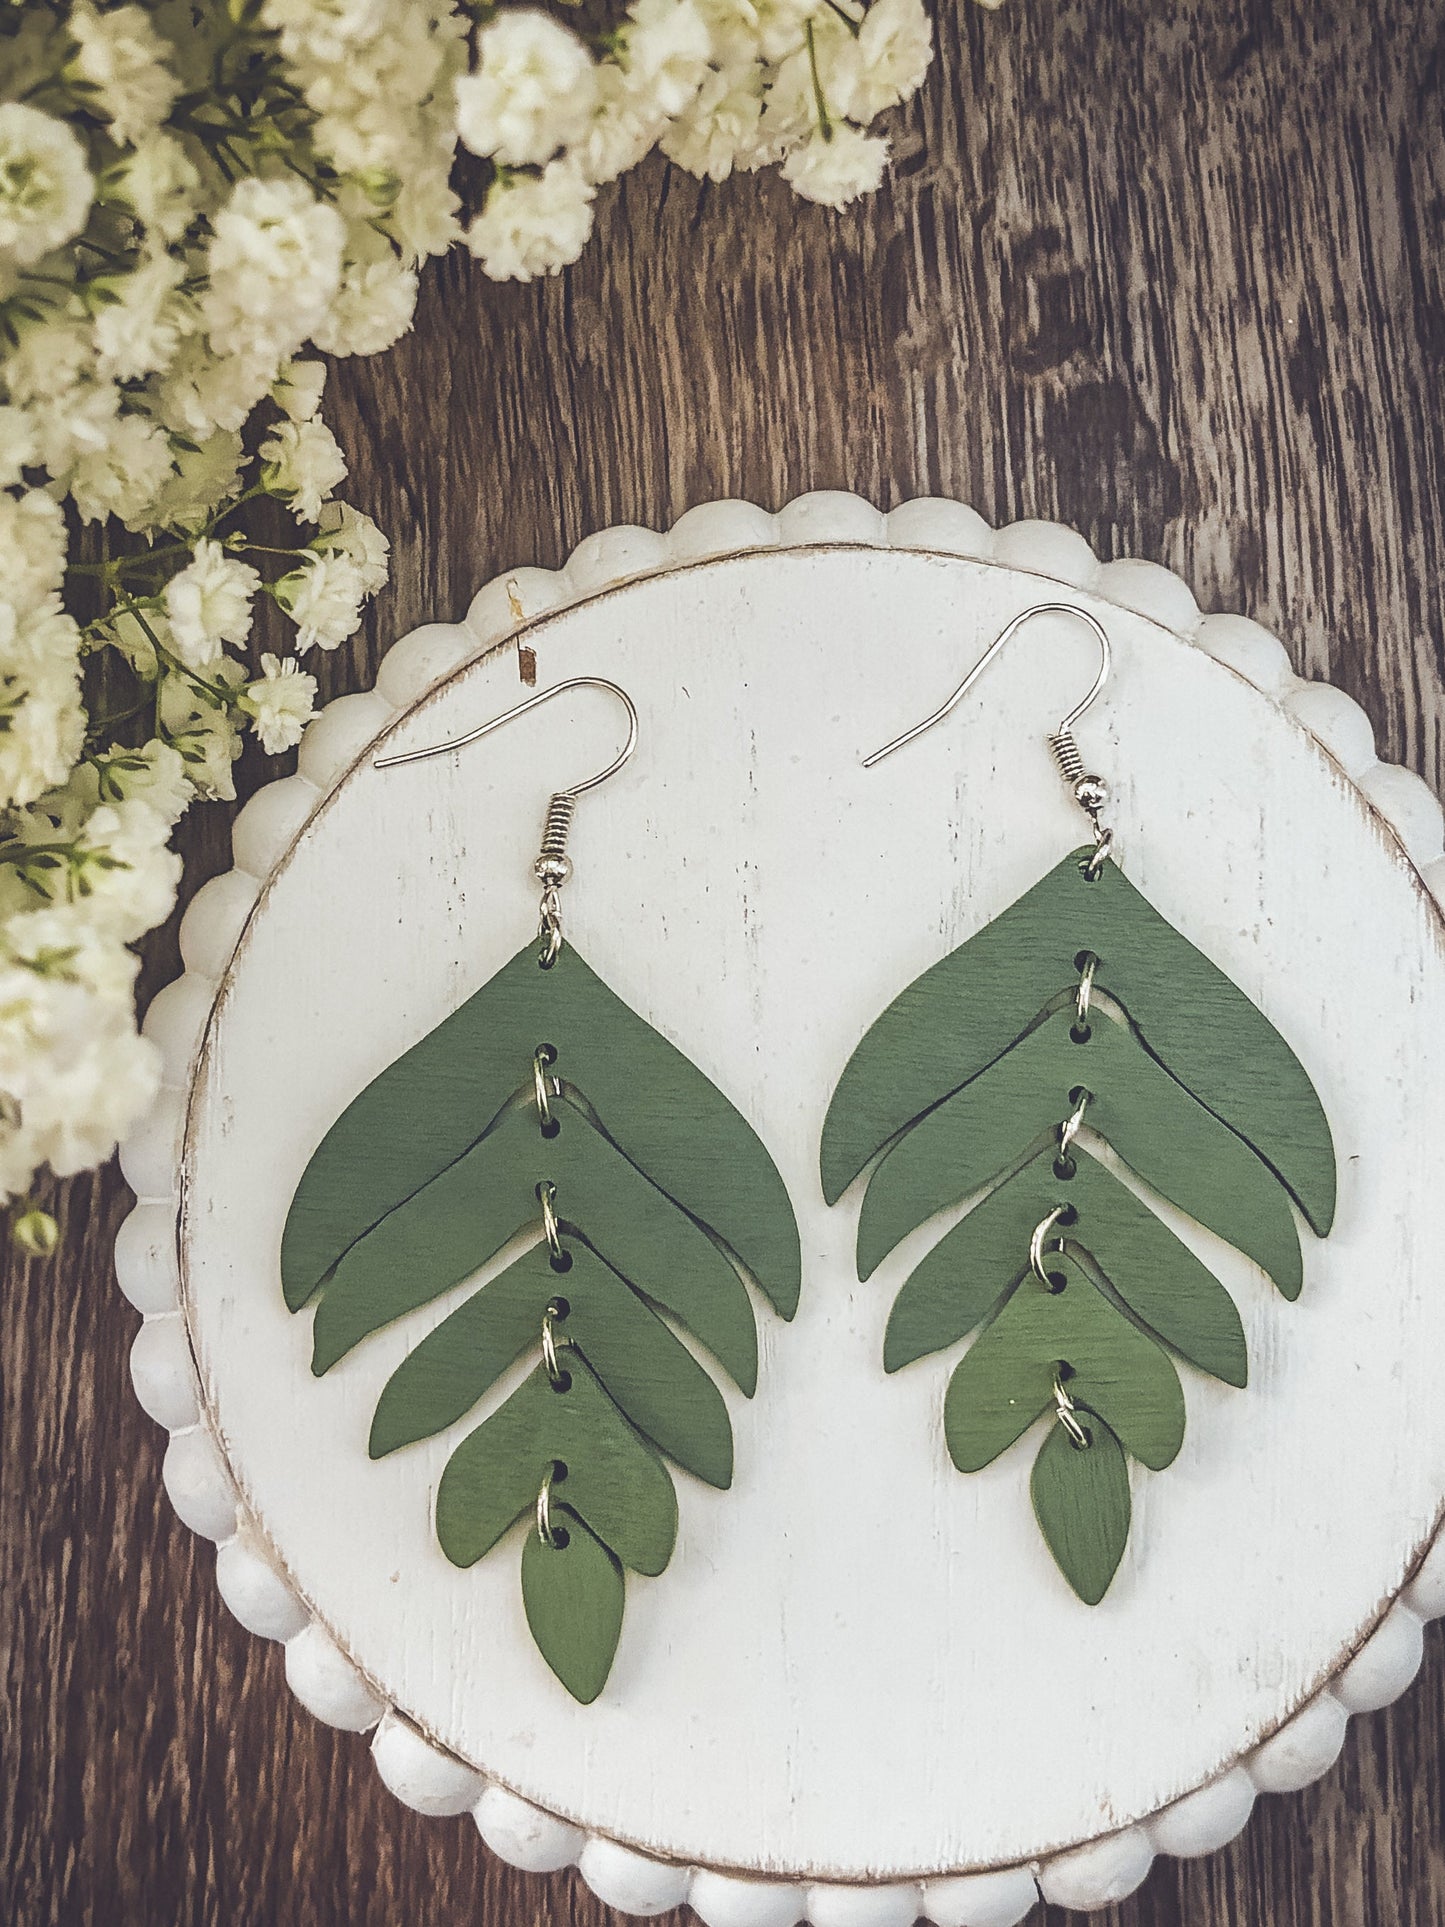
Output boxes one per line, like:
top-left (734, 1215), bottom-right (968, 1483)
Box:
top-left (120, 495), bottom-right (1445, 1927)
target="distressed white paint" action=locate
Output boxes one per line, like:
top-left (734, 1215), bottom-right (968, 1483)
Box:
top-left (136, 503), bottom-right (1445, 1907)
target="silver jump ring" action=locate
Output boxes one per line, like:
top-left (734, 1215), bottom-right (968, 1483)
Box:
top-left (1083, 828), bottom-right (1114, 879)
top-left (541, 1295), bottom-right (570, 1387)
top-left (1075, 953), bottom-right (1098, 1030)
top-left (1029, 1205), bottom-right (1072, 1287)
top-left (536, 1462), bottom-right (565, 1547)
top-left (533, 1044), bottom-right (559, 1129)
top-left (537, 1180), bottom-right (563, 1263)
top-left (1058, 1087), bottom-right (1092, 1160)
top-left (1053, 1371), bottom-right (1092, 1450)
top-left (538, 885), bottom-right (564, 968)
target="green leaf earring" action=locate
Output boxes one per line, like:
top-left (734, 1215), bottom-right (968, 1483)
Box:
top-left (282, 677), bottom-right (800, 1701)
top-left (821, 605), bottom-right (1336, 1605)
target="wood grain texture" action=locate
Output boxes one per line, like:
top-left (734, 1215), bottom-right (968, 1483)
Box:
top-left (5, 0), bottom-right (1445, 1919)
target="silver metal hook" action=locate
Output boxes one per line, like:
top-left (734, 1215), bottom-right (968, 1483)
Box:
top-left (862, 603), bottom-right (1116, 868)
top-left (862, 603), bottom-right (1111, 767)
top-left (375, 676), bottom-right (639, 964)
top-left (374, 674), bottom-right (638, 789)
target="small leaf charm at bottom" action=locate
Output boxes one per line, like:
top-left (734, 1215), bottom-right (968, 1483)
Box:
top-left (522, 1510), bottom-right (626, 1704)
top-left (1030, 1412), bottom-right (1131, 1606)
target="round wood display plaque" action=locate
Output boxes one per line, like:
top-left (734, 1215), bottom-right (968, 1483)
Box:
top-left (120, 495), bottom-right (1445, 1926)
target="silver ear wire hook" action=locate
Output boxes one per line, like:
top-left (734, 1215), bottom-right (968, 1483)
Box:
top-left (375, 675), bottom-right (639, 964)
top-left (862, 603), bottom-right (1116, 873)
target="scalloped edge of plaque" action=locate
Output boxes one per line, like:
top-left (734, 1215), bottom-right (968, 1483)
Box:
top-left (117, 493), bottom-right (1445, 1926)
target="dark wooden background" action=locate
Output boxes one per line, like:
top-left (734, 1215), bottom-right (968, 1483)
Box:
top-left (5, 0), bottom-right (1445, 1919)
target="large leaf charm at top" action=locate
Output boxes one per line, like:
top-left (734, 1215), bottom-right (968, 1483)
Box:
top-left (283, 939), bottom-right (800, 1701)
top-left (822, 848), bottom-right (1335, 1604)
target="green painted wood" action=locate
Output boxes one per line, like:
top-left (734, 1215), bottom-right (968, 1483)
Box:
top-left (884, 1147), bottom-right (1248, 1387)
top-left (821, 847), bottom-right (1336, 1236)
top-left (1030, 1412), bottom-right (1132, 1606)
top-left (368, 1238), bottom-right (733, 1488)
top-left (435, 1354), bottom-right (677, 1576)
top-left (520, 1508), bottom-right (626, 1705)
top-left (310, 1094), bottom-right (759, 1393)
top-left (858, 1006), bottom-right (1304, 1299)
top-left (944, 1255), bottom-right (1186, 1474)
top-left (282, 937), bottom-right (792, 1698)
top-left (282, 938), bottom-right (800, 1318)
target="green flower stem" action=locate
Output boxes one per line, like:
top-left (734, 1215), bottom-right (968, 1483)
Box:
top-left (806, 22), bottom-right (834, 141)
top-left (152, 638), bottom-right (241, 709)
top-left (82, 596), bottom-right (163, 635)
top-left (84, 696), bottom-right (155, 746)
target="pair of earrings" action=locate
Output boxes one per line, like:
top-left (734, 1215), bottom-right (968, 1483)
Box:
top-left (283, 605), bottom-right (1336, 1702)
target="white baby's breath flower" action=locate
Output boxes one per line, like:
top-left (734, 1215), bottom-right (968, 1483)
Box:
top-left (753, 0), bottom-right (830, 62)
top-left (661, 62), bottom-right (766, 180)
top-left (274, 549), bottom-right (367, 651)
top-left (781, 121), bottom-right (887, 206)
top-left (27, 375), bottom-right (120, 484)
top-left (91, 738), bottom-right (193, 824)
top-left (259, 415), bottom-right (349, 521)
top-left (308, 39), bottom-right (454, 181)
top-left (836, 0), bottom-right (932, 120)
top-left (314, 500), bottom-right (390, 595)
top-left (311, 254), bottom-right (419, 357)
top-left (1, 315), bottom-right (94, 407)
top-left (571, 62), bottom-right (667, 184)
top-left (66, 410), bottom-right (174, 525)
top-left (163, 538), bottom-right (262, 665)
top-left (0, 899), bottom-right (161, 1189)
top-left (261, 0), bottom-right (393, 64)
top-left (622, 0), bottom-right (712, 119)
top-left (68, 2), bottom-right (181, 147)
top-left (201, 176), bottom-right (345, 363)
top-left (158, 663), bottom-right (247, 801)
top-left (106, 130), bottom-right (201, 242)
top-left (0, 104), bottom-right (94, 269)
top-left (0, 492), bottom-right (67, 617)
top-left (22, 1018), bottom-right (161, 1180)
top-left (689, 0), bottom-right (759, 62)
top-left (61, 800), bottom-right (182, 944)
top-left (762, 11), bottom-right (857, 142)
top-left (5, 901), bottom-right (138, 1006)
top-left (243, 651), bottom-right (319, 753)
top-left (155, 335), bottom-right (278, 440)
top-left (385, 147), bottom-right (462, 263)
top-left (455, 12), bottom-right (599, 168)
top-left (271, 359), bottom-right (327, 424)
top-left (0, 592), bottom-right (84, 809)
top-left (142, 429), bottom-right (244, 534)
top-left (465, 157), bottom-right (595, 284)
top-left (0, 407), bottom-right (37, 490)
top-left (92, 249), bottom-right (190, 381)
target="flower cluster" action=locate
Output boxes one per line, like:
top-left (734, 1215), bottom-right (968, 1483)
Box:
top-left (0, 0), bottom-right (954, 1248)
top-left (0, 1), bottom-right (431, 1241)
top-left (457, 0), bottom-right (937, 280)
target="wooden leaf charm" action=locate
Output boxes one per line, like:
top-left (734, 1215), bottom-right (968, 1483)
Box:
top-left (822, 847), bottom-right (1336, 1602)
top-left (1030, 1411), bottom-right (1131, 1608)
top-left (282, 938), bottom-right (799, 1699)
top-left (521, 1512), bottom-right (626, 1706)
